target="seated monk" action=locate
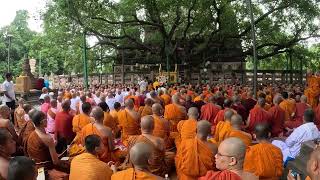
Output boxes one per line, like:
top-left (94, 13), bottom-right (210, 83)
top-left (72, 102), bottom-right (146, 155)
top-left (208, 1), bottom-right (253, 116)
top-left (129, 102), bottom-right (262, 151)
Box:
top-left (176, 107), bottom-right (199, 149)
top-left (213, 109), bottom-right (234, 144)
top-left (118, 99), bottom-right (141, 146)
top-left (246, 98), bottom-right (272, 133)
top-left (152, 103), bottom-right (172, 149)
top-left (72, 102), bottom-right (92, 137)
top-left (14, 98), bottom-right (25, 130)
top-left (25, 110), bottom-right (68, 178)
top-left (176, 120), bottom-right (218, 180)
top-left (98, 102), bottom-right (120, 136)
top-left (160, 90), bottom-right (171, 106)
top-left (244, 123), bottom-right (283, 179)
top-left (231, 95), bottom-right (247, 124)
top-left (124, 116), bottom-right (174, 177)
top-left (0, 105), bottom-right (18, 143)
top-left (200, 96), bottom-right (221, 124)
top-left (268, 95), bottom-right (285, 137)
top-left (0, 129), bottom-right (16, 179)
top-left (70, 135), bottom-right (116, 180)
top-left (257, 93), bottom-right (272, 111)
top-left (285, 95), bottom-right (311, 129)
top-left (111, 142), bottom-right (164, 180)
top-left (7, 156), bottom-right (37, 180)
top-left (199, 138), bottom-right (258, 180)
top-left (74, 107), bottom-right (115, 163)
top-left (228, 114), bottom-right (252, 147)
top-left (213, 99), bottom-right (234, 127)
top-left (164, 95), bottom-right (187, 132)
top-left (138, 98), bottom-right (154, 117)
top-left (279, 91), bottom-right (296, 122)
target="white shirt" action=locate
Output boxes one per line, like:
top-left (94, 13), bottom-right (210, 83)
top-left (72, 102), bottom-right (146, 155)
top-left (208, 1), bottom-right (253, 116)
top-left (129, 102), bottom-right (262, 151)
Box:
top-left (139, 80), bottom-right (148, 92)
top-left (70, 98), bottom-right (80, 111)
top-left (39, 93), bottom-right (49, 100)
top-left (115, 93), bottom-right (124, 105)
top-left (273, 122), bottom-right (320, 161)
top-left (106, 97), bottom-right (117, 110)
top-left (2, 80), bottom-right (15, 102)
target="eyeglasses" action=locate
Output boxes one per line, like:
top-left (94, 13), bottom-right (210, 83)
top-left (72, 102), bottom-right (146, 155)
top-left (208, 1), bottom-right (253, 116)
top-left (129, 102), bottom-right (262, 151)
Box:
top-left (216, 152), bottom-right (235, 158)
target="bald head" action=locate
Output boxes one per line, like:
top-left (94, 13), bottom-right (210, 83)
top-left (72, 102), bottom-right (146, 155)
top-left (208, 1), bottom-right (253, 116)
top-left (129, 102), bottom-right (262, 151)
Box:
top-left (152, 103), bottom-right (163, 115)
top-left (257, 97), bottom-right (266, 107)
top-left (218, 138), bottom-right (246, 170)
top-left (197, 120), bottom-right (212, 137)
top-left (254, 123), bottom-right (271, 140)
top-left (129, 142), bottom-right (153, 169)
top-left (91, 107), bottom-right (104, 123)
top-left (208, 96), bottom-right (215, 103)
top-left (273, 95), bottom-right (282, 105)
top-left (300, 95), bottom-right (308, 103)
top-left (224, 109), bottom-right (234, 121)
top-left (145, 98), bottom-right (154, 106)
top-left (172, 95), bottom-right (179, 104)
top-left (125, 99), bottom-right (134, 109)
top-left (230, 114), bottom-right (243, 129)
top-left (188, 107), bottom-right (199, 120)
top-left (140, 116), bottom-right (154, 133)
top-left (223, 99), bottom-right (232, 108)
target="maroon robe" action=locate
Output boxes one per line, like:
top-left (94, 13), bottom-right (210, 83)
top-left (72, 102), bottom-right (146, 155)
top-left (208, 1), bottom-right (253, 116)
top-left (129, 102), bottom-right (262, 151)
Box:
top-left (285, 102), bottom-right (310, 129)
top-left (268, 105), bottom-right (285, 137)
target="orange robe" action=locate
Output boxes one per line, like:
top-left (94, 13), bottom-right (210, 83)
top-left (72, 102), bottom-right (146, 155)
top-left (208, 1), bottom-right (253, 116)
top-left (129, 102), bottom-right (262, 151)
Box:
top-left (304, 75), bottom-right (320, 108)
top-left (175, 137), bottom-right (215, 180)
top-left (160, 94), bottom-right (171, 106)
top-left (25, 131), bottom-right (52, 163)
top-left (268, 105), bottom-right (285, 137)
top-left (79, 123), bottom-right (113, 163)
top-left (285, 102), bottom-right (310, 129)
top-left (72, 114), bottom-right (91, 136)
top-left (247, 107), bottom-right (272, 133)
top-left (69, 153), bottom-right (113, 180)
top-left (199, 170), bottom-right (241, 180)
top-left (176, 119), bottom-right (197, 149)
top-left (279, 99), bottom-right (296, 121)
top-left (125, 95), bottom-right (140, 110)
top-left (14, 107), bottom-right (25, 129)
top-left (152, 115), bottom-right (172, 149)
top-left (213, 121), bottom-right (232, 144)
top-left (200, 103), bottom-right (220, 124)
top-left (244, 143), bottom-right (283, 179)
top-left (111, 168), bottom-right (158, 180)
top-left (164, 104), bottom-right (186, 132)
top-left (228, 129), bottom-right (252, 147)
top-left (117, 110), bottom-right (141, 146)
top-left (138, 106), bottom-right (153, 117)
top-left (103, 112), bottom-right (119, 134)
top-left (127, 135), bottom-right (172, 177)
top-left (110, 110), bottom-right (119, 121)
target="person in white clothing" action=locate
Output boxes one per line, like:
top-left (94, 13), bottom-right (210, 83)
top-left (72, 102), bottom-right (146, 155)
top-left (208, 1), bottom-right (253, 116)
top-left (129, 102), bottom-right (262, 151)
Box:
top-left (115, 89), bottom-right (124, 106)
top-left (106, 93), bottom-right (116, 111)
top-left (272, 109), bottom-right (320, 162)
top-left (2, 73), bottom-right (16, 123)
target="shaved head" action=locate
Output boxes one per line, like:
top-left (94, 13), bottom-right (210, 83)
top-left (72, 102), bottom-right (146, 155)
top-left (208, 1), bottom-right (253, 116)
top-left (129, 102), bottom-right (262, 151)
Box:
top-left (307, 146), bottom-right (320, 178)
top-left (254, 123), bottom-right (271, 140)
top-left (188, 107), bottom-right (199, 120)
top-left (217, 138), bottom-right (246, 170)
top-left (208, 96), bottom-right (215, 103)
top-left (231, 114), bottom-right (243, 129)
top-left (273, 95), bottom-right (282, 105)
top-left (224, 109), bottom-right (234, 121)
top-left (91, 107), bottom-right (104, 123)
top-left (145, 98), bottom-right (154, 106)
top-left (130, 142), bottom-right (153, 169)
top-left (300, 95), bottom-right (308, 103)
top-left (172, 95), bottom-right (179, 104)
top-left (125, 99), bottom-right (134, 109)
top-left (197, 120), bottom-right (212, 137)
top-left (152, 103), bottom-right (163, 115)
top-left (140, 116), bottom-right (154, 132)
top-left (257, 97), bottom-right (266, 107)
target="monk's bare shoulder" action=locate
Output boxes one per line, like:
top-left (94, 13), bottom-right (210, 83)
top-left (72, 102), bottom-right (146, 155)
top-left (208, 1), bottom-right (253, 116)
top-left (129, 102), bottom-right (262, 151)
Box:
top-left (40, 133), bottom-right (55, 147)
top-left (99, 125), bottom-right (113, 138)
top-left (242, 172), bottom-right (258, 180)
top-left (0, 119), bottom-right (10, 128)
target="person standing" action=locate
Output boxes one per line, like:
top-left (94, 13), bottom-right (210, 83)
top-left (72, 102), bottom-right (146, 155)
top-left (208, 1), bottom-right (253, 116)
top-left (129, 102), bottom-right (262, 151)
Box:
top-left (2, 73), bottom-right (15, 124)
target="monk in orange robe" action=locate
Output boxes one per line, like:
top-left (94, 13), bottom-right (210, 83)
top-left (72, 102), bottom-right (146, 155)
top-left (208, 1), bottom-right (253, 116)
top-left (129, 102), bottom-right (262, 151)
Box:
top-left (164, 95), bottom-right (187, 132)
top-left (77, 107), bottom-right (115, 163)
top-left (112, 142), bottom-right (163, 180)
top-left (98, 102), bottom-right (120, 136)
top-left (138, 98), bottom-right (154, 117)
top-left (279, 92), bottom-right (296, 122)
top-left (199, 138), bottom-right (258, 180)
top-left (72, 102), bottom-right (92, 137)
top-left (160, 90), bottom-right (171, 106)
top-left (246, 98), bottom-right (272, 133)
top-left (14, 98), bottom-right (25, 130)
top-left (176, 107), bottom-right (198, 149)
top-left (0, 105), bottom-right (18, 143)
top-left (244, 124), bottom-right (283, 179)
top-left (285, 95), bottom-right (310, 129)
top-left (152, 103), bottom-right (172, 149)
top-left (125, 92), bottom-right (140, 111)
top-left (176, 120), bottom-right (217, 180)
top-left (118, 99), bottom-right (141, 146)
top-left (200, 96), bottom-right (221, 124)
top-left (213, 99), bottom-right (233, 127)
top-left (213, 109), bottom-right (234, 144)
top-left (124, 116), bottom-right (173, 177)
top-left (110, 102), bottom-right (121, 122)
top-left (268, 95), bottom-right (285, 137)
top-left (69, 135), bottom-right (114, 180)
top-left (304, 75), bottom-right (320, 108)
top-left (228, 114), bottom-right (252, 147)
top-left (257, 93), bottom-right (272, 111)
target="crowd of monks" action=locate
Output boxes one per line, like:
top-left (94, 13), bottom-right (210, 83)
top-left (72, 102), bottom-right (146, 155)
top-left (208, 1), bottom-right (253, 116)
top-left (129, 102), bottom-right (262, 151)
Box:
top-left (0, 78), bottom-right (320, 180)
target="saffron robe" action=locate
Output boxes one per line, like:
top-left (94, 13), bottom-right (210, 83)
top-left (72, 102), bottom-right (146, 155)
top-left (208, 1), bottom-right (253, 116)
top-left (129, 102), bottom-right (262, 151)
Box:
top-left (200, 103), bottom-right (220, 124)
top-left (111, 168), bottom-right (158, 180)
top-left (279, 99), bottom-right (296, 121)
top-left (214, 121), bottom-right (232, 144)
top-left (164, 104), bottom-right (186, 132)
top-left (118, 109), bottom-right (141, 146)
top-left (199, 170), bottom-right (241, 180)
top-left (285, 102), bottom-right (310, 129)
top-left (72, 114), bottom-right (91, 136)
top-left (228, 129), bottom-right (252, 147)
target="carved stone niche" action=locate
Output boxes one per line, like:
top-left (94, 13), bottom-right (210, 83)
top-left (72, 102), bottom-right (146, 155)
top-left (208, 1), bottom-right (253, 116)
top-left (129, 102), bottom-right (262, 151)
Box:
top-left (15, 59), bottom-right (36, 92)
